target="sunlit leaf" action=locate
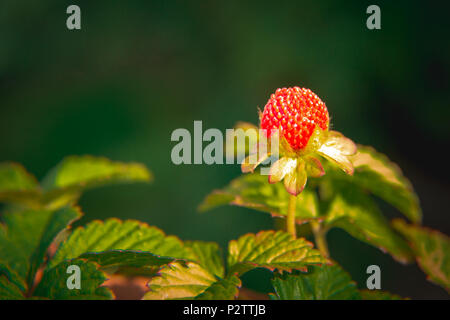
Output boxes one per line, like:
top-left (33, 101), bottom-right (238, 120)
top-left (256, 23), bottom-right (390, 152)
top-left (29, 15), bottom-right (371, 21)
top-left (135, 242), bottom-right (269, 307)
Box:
top-left (50, 219), bottom-right (194, 269)
top-left (283, 159), bottom-right (307, 196)
top-left (324, 186), bottom-right (413, 263)
top-left (268, 157), bottom-right (297, 184)
top-left (184, 241), bottom-right (225, 278)
top-left (393, 219), bottom-right (450, 291)
top-left (143, 261), bottom-right (240, 300)
top-left (270, 264), bottom-right (360, 300)
top-left (268, 157), bottom-right (309, 195)
top-left (40, 156), bottom-right (152, 208)
top-left (1, 157), bottom-right (153, 210)
top-left (33, 259), bottom-right (113, 300)
top-left (195, 275), bottom-right (241, 300)
top-left (0, 163), bottom-right (41, 208)
top-left (316, 131), bottom-right (356, 175)
top-left (0, 206), bottom-right (82, 283)
top-left (323, 131), bottom-right (357, 155)
top-left (227, 230), bottom-right (326, 276)
top-left (199, 173), bottom-right (321, 224)
top-left (0, 163), bottom-right (38, 192)
top-left (304, 156), bottom-right (325, 178)
top-left (27, 206), bottom-right (82, 286)
top-left (347, 145), bottom-right (421, 223)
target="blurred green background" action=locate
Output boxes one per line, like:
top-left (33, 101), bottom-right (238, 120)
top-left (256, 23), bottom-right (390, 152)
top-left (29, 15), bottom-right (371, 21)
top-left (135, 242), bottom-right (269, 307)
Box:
top-left (1, 0), bottom-right (449, 299)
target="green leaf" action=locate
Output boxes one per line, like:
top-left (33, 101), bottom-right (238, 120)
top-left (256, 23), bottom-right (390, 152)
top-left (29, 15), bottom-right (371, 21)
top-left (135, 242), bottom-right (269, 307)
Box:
top-left (270, 264), bottom-right (361, 300)
top-left (347, 145), bottom-right (421, 223)
top-left (393, 219), bottom-right (450, 291)
top-left (0, 263), bottom-right (27, 292)
top-left (50, 219), bottom-right (194, 269)
top-left (185, 241), bottom-right (225, 278)
top-left (0, 163), bottom-right (38, 192)
top-left (41, 156), bottom-right (152, 208)
top-left (0, 163), bottom-right (41, 208)
top-left (360, 289), bottom-right (405, 300)
top-left (0, 275), bottom-right (25, 300)
top-left (0, 206), bottom-right (82, 282)
top-left (0, 157), bottom-right (152, 210)
top-left (33, 259), bottom-right (113, 300)
top-left (27, 206), bottom-right (82, 286)
top-left (199, 173), bottom-right (320, 223)
top-left (79, 250), bottom-right (176, 277)
top-left (227, 230), bottom-right (326, 276)
top-left (324, 186), bottom-right (413, 264)
top-left (195, 275), bottom-right (241, 300)
top-left (143, 261), bottom-right (240, 300)
top-left (316, 131), bottom-right (356, 175)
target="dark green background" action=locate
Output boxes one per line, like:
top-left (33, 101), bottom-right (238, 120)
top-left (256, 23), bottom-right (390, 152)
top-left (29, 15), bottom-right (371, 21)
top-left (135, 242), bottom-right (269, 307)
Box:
top-left (1, 1), bottom-right (449, 299)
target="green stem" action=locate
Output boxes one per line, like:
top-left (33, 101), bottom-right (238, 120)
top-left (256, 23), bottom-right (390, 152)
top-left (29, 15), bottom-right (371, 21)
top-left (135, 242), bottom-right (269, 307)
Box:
top-left (310, 220), bottom-right (329, 258)
top-left (287, 194), bottom-right (297, 239)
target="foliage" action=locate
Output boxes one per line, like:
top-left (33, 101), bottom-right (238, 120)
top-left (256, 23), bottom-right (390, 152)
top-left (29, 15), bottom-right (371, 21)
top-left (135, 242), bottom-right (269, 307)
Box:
top-left (200, 144), bottom-right (450, 296)
top-left (393, 219), bottom-right (450, 291)
top-left (0, 150), bottom-right (448, 300)
top-left (270, 264), bottom-right (361, 300)
top-left (269, 264), bottom-right (404, 300)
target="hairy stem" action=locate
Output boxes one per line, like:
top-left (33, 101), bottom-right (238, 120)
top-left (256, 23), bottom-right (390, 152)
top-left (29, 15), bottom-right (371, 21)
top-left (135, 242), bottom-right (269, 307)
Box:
top-left (287, 194), bottom-right (297, 239)
top-left (310, 220), bottom-right (329, 258)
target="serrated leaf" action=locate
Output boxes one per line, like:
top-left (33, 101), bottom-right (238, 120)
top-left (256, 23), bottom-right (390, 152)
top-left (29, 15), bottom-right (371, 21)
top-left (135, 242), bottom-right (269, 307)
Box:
top-left (393, 219), bottom-right (450, 291)
top-left (270, 264), bottom-right (361, 300)
top-left (50, 219), bottom-right (194, 269)
top-left (33, 259), bottom-right (113, 299)
top-left (0, 163), bottom-right (41, 208)
top-left (0, 263), bottom-right (27, 292)
top-left (360, 289), bottom-right (405, 300)
top-left (0, 275), bottom-right (25, 300)
top-left (195, 275), bottom-right (241, 300)
top-left (324, 187), bottom-right (413, 263)
top-left (0, 206), bottom-right (82, 283)
top-left (348, 145), bottom-right (421, 223)
top-left (79, 250), bottom-right (176, 277)
top-left (227, 230), bottom-right (326, 276)
top-left (316, 131), bottom-right (356, 175)
top-left (40, 156), bottom-right (152, 208)
top-left (27, 206), bottom-right (82, 286)
top-left (184, 241), bottom-right (225, 278)
top-left (199, 173), bottom-right (320, 223)
top-left (143, 262), bottom-right (240, 300)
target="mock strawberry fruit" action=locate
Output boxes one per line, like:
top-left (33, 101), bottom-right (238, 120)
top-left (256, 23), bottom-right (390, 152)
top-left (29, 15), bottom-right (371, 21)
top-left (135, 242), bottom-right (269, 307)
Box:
top-left (240, 85), bottom-right (357, 196)
top-left (260, 87), bottom-right (329, 151)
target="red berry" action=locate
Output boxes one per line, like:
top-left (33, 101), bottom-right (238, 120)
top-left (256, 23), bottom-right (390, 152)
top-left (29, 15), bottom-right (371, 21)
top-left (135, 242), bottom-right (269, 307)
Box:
top-left (260, 87), bottom-right (329, 151)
